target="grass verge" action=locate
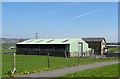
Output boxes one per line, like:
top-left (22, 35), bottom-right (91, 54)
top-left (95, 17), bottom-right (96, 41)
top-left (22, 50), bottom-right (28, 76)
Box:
top-left (59, 64), bottom-right (119, 78)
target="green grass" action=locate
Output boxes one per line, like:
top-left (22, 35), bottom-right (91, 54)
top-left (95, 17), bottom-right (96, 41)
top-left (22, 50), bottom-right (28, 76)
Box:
top-left (2, 43), bottom-right (15, 48)
top-left (109, 48), bottom-right (120, 52)
top-left (60, 64), bottom-right (119, 77)
top-left (2, 49), bottom-right (16, 52)
top-left (2, 54), bottom-right (119, 77)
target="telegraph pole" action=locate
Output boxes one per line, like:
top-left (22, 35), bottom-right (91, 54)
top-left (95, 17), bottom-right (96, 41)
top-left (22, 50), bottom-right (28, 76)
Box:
top-left (35, 32), bottom-right (38, 39)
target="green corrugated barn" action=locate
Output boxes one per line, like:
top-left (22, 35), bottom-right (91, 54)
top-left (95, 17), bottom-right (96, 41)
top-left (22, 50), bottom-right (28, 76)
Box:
top-left (16, 38), bottom-right (91, 57)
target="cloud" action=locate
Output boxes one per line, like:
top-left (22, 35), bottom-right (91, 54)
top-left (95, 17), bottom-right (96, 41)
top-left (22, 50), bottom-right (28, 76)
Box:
top-left (75, 9), bottom-right (103, 19)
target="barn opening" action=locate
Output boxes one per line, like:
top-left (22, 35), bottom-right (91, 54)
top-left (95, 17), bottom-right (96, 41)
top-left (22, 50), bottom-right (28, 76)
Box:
top-left (16, 44), bottom-right (70, 57)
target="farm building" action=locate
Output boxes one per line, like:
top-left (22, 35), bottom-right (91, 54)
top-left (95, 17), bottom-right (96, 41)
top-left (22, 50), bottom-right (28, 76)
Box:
top-left (82, 38), bottom-right (106, 55)
top-left (16, 38), bottom-right (91, 57)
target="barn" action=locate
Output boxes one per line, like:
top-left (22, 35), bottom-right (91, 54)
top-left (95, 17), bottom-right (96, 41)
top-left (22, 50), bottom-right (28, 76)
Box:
top-left (82, 38), bottom-right (106, 55)
top-left (16, 38), bottom-right (91, 57)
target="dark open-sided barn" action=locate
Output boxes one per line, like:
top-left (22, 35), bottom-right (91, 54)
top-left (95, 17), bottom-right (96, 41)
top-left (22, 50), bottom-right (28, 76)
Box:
top-left (16, 38), bottom-right (91, 57)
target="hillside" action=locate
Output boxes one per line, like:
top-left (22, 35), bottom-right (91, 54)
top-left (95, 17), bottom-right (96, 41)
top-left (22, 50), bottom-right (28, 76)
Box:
top-left (1, 38), bottom-right (30, 48)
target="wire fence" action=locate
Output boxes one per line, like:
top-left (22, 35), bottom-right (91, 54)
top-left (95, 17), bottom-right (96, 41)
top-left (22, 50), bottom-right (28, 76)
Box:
top-left (2, 54), bottom-right (14, 76)
top-left (2, 52), bottom-right (118, 77)
top-left (0, 50), bottom-right (2, 78)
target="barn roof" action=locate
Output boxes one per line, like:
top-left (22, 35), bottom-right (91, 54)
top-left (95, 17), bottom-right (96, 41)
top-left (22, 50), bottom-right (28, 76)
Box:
top-left (17, 38), bottom-right (83, 44)
top-left (82, 38), bottom-right (106, 42)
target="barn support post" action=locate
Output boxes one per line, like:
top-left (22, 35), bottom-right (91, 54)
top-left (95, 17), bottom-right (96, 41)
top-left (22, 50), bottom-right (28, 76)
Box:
top-left (52, 45), bottom-right (54, 56)
top-left (108, 54), bottom-right (109, 60)
top-left (39, 45), bottom-right (41, 55)
top-left (12, 53), bottom-right (16, 74)
top-left (26, 45), bottom-right (28, 55)
top-left (47, 52), bottom-right (50, 68)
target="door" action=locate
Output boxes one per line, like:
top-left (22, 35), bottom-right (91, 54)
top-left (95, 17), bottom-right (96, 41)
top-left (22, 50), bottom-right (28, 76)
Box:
top-left (78, 42), bottom-right (83, 56)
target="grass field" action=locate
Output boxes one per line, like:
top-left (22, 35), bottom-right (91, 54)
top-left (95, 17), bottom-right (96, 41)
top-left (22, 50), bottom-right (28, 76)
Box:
top-left (2, 43), bottom-right (16, 48)
top-left (60, 64), bottom-right (119, 77)
top-left (2, 54), bottom-right (119, 77)
top-left (109, 48), bottom-right (120, 52)
top-left (2, 49), bottom-right (16, 52)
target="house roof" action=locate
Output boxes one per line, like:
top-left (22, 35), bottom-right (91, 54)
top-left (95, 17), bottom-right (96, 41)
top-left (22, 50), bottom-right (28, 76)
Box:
top-left (17, 38), bottom-right (83, 44)
top-left (82, 38), bottom-right (106, 42)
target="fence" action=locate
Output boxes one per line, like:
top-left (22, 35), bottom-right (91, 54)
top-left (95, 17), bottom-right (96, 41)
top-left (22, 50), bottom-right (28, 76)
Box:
top-left (2, 52), bottom-right (118, 77)
top-left (2, 54), bottom-right (14, 76)
top-left (0, 50), bottom-right (2, 78)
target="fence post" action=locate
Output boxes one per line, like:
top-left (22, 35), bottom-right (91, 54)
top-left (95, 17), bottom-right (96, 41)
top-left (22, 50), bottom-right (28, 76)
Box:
top-left (102, 55), bottom-right (104, 60)
top-left (108, 54), bottom-right (109, 60)
top-left (78, 53), bottom-right (80, 63)
top-left (48, 52), bottom-right (50, 68)
top-left (94, 54), bottom-right (96, 61)
top-left (64, 51), bottom-right (68, 65)
top-left (12, 53), bottom-right (16, 74)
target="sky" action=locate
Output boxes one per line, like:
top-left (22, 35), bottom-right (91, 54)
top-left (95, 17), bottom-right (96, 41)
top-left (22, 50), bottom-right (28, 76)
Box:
top-left (2, 2), bottom-right (118, 42)
top-left (1, 0), bottom-right (120, 2)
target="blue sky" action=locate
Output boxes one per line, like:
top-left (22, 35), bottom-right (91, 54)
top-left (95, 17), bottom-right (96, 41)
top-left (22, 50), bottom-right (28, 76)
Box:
top-left (2, 2), bottom-right (118, 42)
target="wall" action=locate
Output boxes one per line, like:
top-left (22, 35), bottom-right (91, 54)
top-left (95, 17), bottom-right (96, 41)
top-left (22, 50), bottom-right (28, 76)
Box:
top-left (101, 40), bottom-right (106, 55)
top-left (69, 39), bottom-right (91, 57)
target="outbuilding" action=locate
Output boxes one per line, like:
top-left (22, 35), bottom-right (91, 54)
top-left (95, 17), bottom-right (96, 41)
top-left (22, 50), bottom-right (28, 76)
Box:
top-left (82, 38), bottom-right (106, 55)
top-left (16, 38), bottom-right (91, 57)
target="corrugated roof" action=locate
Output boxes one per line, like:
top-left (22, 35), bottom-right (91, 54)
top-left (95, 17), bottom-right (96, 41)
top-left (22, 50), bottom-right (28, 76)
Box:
top-left (17, 38), bottom-right (82, 44)
top-left (82, 38), bottom-right (106, 42)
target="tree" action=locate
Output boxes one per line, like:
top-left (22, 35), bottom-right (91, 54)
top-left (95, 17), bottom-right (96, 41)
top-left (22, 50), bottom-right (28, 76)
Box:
top-left (19, 38), bottom-right (25, 42)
